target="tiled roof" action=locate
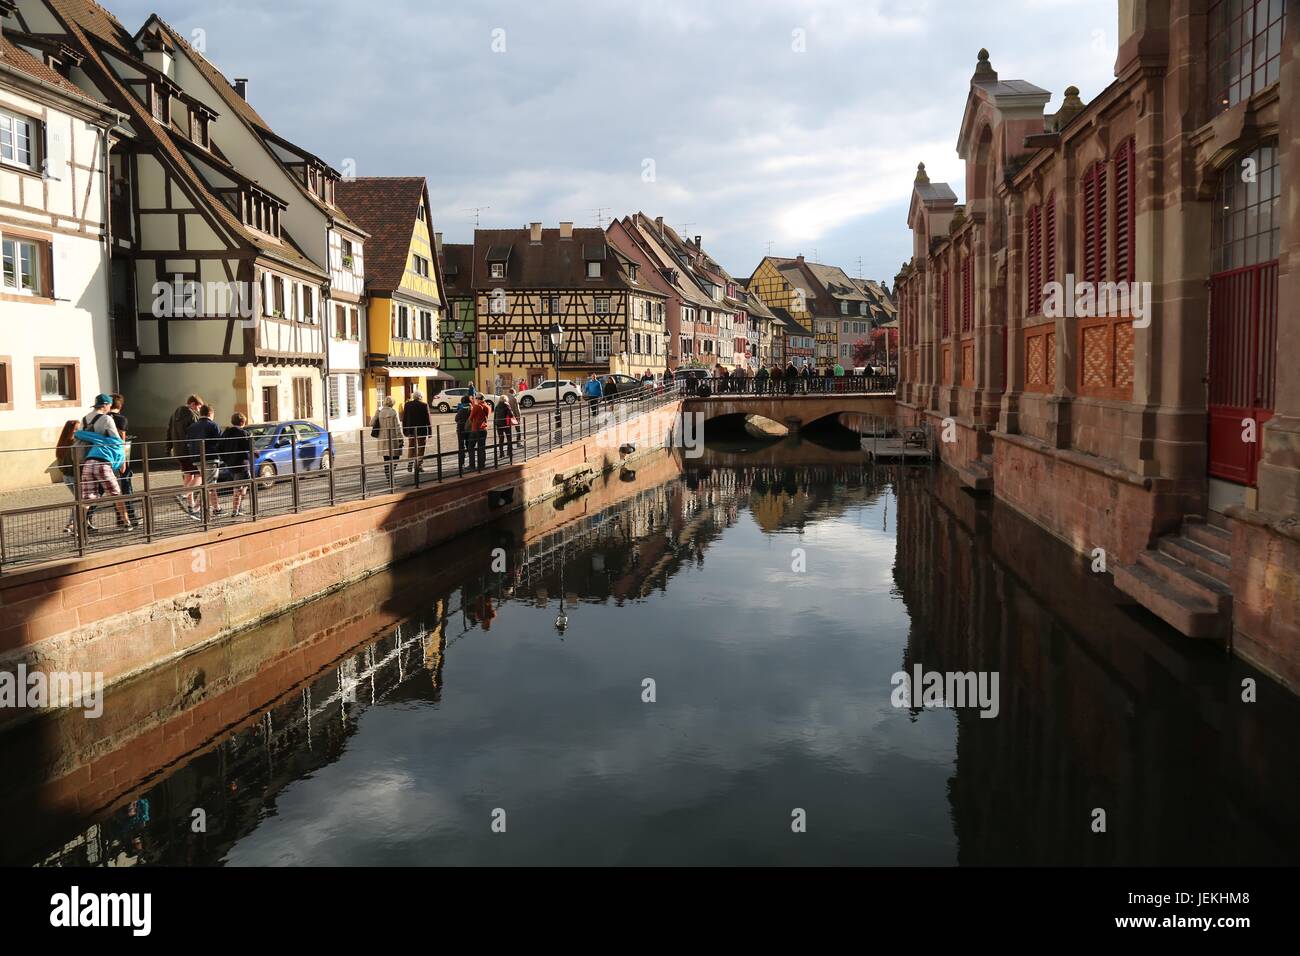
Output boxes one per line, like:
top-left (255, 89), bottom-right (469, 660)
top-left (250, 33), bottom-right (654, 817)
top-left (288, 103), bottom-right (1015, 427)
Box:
top-left (466, 226), bottom-right (643, 291)
top-left (334, 177), bottom-right (428, 295)
top-left (438, 242), bottom-right (475, 298)
top-left (41, 0), bottom-right (321, 274)
top-left (0, 34), bottom-right (103, 106)
top-left (146, 16), bottom-right (360, 232)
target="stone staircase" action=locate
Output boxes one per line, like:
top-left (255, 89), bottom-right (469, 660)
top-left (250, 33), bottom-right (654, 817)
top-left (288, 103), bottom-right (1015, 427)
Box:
top-left (1113, 514), bottom-right (1234, 640)
top-left (957, 453), bottom-right (994, 493)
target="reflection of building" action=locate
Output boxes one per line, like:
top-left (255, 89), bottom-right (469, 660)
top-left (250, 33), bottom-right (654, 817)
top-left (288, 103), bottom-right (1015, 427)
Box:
top-left (894, 7), bottom-right (1299, 685)
top-left (893, 465), bottom-right (1300, 865)
top-left (335, 177), bottom-right (451, 414)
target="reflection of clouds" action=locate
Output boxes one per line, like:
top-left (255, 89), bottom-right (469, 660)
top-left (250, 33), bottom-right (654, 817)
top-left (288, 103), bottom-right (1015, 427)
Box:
top-left (223, 485), bottom-right (959, 863)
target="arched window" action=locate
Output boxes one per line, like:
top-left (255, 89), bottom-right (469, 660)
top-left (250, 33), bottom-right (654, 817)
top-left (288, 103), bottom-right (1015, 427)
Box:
top-left (1212, 141), bottom-right (1280, 272)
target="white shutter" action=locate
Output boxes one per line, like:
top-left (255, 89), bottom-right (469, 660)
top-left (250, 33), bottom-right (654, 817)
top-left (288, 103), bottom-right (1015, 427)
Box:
top-left (42, 121), bottom-right (66, 180)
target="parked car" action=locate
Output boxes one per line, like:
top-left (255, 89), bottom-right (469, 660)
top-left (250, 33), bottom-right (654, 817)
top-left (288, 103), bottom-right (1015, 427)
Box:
top-left (601, 373), bottom-right (648, 399)
top-left (431, 387), bottom-right (500, 413)
top-left (519, 380), bottom-right (580, 408)
top-left (673, 368), bottom-right (711, 395)
top-left (246, 421), bottom-right (334, 483)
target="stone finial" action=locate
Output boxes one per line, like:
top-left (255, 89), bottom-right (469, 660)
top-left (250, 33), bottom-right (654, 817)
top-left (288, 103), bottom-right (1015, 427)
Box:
top-left (974, 48), bottom-right (997, 81)
top-left (915, 162), bottom-right (930, 185)
top-left (1051, 85), bottom-right (1086, 131)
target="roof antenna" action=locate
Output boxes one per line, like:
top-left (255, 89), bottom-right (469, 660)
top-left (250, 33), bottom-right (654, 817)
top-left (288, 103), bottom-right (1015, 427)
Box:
top-left (591, 207), bottom-right (609, 228)
top-left (465, 206), bottom-right (490, 227)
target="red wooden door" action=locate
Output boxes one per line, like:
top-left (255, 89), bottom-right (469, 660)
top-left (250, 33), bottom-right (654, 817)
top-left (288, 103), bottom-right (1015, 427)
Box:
top-left (1208, 261), bottom-right (1278, 486)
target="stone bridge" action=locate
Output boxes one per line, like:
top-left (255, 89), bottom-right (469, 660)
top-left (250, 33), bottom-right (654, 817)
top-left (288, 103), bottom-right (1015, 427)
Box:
top-left (683, 393), bottom-right (898, 431)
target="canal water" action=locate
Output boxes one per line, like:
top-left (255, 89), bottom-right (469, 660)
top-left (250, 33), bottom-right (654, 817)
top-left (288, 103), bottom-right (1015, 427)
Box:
top-left (3, 434), bottom-right (1298, 866)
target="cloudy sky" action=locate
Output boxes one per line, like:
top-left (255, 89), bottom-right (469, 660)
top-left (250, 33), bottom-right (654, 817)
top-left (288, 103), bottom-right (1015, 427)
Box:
top-left (117, 0), bottom-right (1117, 283)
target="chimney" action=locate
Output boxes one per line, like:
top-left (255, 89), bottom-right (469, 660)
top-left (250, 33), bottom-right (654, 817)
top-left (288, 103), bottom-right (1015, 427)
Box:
top-left (529, 221), bottom-right (542, 243)
top-left (655, 216), bottom-right (664, 237)
top-left (559, 221), bottom-right (573, 239)
top-left (233, 78), bottom-right (249, 100)
top-left (694, 235), bottom-right (702, 249)
top-left (433, 232), bottom-right (443, 254)
top-left (796, 254), bottom-right (805, 263)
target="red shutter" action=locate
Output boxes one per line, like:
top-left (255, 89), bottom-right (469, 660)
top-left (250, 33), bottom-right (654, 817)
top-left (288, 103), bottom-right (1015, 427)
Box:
top-left (1082, 163), bottom-right (1108, 284)
top-left (1027, 205), bottom-right (1041, 316)
top-left (1112, 138), bottom-right (1135, 284)
top-left (1045, 192), bottom-right (1057, 297)
top-left (961, 257), bottom-right (973, 332)
top-left (941, 269), bottom-right (949, 338)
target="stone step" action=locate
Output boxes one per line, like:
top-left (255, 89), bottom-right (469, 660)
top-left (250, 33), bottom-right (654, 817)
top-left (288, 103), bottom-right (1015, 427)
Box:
top-left (1136, 549), bottom-right (1233, 613)
top-left (1207, 510), bottom-right (1231, 531)
top-left (1183, 520), bottom-right (1232, 555)
top-left (1157, 535), bottom-right (1232, 585)
top-left (1113, 561), bottom-right (1229, 640)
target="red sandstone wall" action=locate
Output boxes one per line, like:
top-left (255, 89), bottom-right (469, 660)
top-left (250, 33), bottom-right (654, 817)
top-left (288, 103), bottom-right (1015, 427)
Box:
top-left (1231, 514), bottom-right (1300, 693)
top-left (0, 402), bottom-right (683, 689)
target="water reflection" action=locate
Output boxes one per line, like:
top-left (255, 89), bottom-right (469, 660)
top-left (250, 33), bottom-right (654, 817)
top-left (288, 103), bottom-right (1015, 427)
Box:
top-left (3, 442), bottom-right (1297, 866)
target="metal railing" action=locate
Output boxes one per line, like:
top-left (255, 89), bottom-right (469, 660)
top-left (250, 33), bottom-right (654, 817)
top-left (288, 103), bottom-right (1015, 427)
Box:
top-left (679, 372), bottom-right (897, 396)
top-left (0, 383), bottom-right (686, 573)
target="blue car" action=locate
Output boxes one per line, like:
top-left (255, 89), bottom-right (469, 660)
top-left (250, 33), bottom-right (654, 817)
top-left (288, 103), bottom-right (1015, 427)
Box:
top-left (245, 420), bottom-right (333, 482)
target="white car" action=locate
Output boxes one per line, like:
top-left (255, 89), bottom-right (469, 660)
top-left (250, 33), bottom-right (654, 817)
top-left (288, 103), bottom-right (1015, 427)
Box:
top-left (431, 387), bottom-right (500, 413)
top-left (518, 380), bottom-right (580, 408)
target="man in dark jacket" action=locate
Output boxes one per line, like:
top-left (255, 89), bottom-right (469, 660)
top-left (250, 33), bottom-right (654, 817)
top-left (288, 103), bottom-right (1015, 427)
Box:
top-left (454, 396), bottom-right (472, 473)
top-left (182, 404), bottom-right (222, 518)
top-left (217, 412), bottom-right (253, 517)
top-left (168, 394), bottom-right (202, 511)
top-left (755, 364), bottom-right (770, 395)
top-left (602, 375), bottom-right (618, 400)
top-left (402, 391), bottom-right (432, 473)
top-left (784, 361), bottom-right (798, 394)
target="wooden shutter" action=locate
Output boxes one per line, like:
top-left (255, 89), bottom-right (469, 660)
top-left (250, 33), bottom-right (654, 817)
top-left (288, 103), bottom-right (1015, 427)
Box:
top-left (941, 270), bottom-right (949, 338)
top-left (1082, 163), bottom-right (1107, 284)
top-left (1112, 138), bottom-right (1136, 284)
top-left (961, 256), bottom-right (973, 332)
top-left (1044, 193), bottom-right (1057, 292)
top-left (1026, 205), bottom-right (1041, 316)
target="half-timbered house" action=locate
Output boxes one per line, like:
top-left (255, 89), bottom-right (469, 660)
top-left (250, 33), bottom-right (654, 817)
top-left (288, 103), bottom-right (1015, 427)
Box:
top-left (10, 0), bottom-right (333, 434)
top-left (139, 15), bottom-right (370, 434)
top-left (0, 7), bottom-right (121, 491)
top-left (470, 222), bottom-right (665, 390)
top-left (437, 240), bottom-right (476, 387)
top-left (335, 176), bottom-right (449, 414)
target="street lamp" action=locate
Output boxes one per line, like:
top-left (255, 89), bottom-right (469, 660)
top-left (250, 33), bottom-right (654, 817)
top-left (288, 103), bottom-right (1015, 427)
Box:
top-left (548, 322), bottom-right (564, 433)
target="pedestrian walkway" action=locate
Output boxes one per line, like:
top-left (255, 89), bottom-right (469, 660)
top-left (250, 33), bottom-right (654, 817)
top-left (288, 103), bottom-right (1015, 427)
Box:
top-left (0, 387), bottom-right (684, 573)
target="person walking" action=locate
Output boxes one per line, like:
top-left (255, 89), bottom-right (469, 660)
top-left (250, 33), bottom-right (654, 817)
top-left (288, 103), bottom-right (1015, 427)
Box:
top-left (800, 363), bottom-right (813, 394)
top-left (168, 394), bottom-right (202, 513)
top-left (454, 395), bottom-right (472, 472)
top-left (833, 360), bottom-right (846, 393)
top-left (493, 393), bottom-right (515, 462)
top-left (401, 390), bottom-right (432, 473)
top-left (584, 374), bottom-right (603, 412)
top-left (602, 374), bottom-right (618, 402)
top-left (217, 412), bottom-right (253, 517)
top-left (467, 394), bottom-right (490, 471)
top-left (90, 393), bottom-right (138, 528)
top-left (371, 396), bottom-right (403, 483)
top-left (823, 363), bottom-right (836, 393)
top-left (183, 404), bottom-right (222, 518)
top-left (74, 394), bottom-right (133, 533)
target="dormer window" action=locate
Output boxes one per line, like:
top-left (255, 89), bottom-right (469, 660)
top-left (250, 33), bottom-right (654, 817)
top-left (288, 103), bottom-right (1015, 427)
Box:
top-left (586, 261), bottom-right (601, 278)
top-left (490, 262), bottom-right (505, 279)
top-left (150, 82), bottom-right (171, 125)
top-left (189, 109), bottom-right (209, 149)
